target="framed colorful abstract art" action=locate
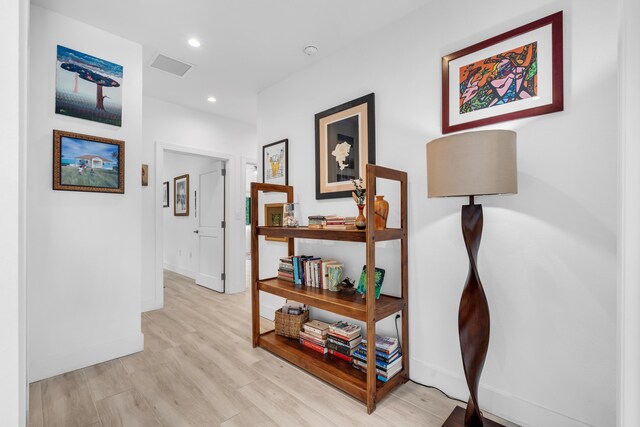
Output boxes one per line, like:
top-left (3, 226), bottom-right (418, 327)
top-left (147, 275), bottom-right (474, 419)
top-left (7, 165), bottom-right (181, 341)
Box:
top-left (442, 12), bottom-right (563, 134)
top-left (315, 93), bottom-right (375, 199)
top-left (263, 139), bottom-right (288, 186)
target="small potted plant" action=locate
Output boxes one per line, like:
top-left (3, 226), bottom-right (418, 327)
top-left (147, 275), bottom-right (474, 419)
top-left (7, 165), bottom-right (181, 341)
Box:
top-left (352, 177), bottom-right (366, 230)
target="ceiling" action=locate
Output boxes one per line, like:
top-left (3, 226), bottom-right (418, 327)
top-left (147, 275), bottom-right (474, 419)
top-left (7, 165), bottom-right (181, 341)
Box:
top-left (32, 0), bottom-right (431, 124)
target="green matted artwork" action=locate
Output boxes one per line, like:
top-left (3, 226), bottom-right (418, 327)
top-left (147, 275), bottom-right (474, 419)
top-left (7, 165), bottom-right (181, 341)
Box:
top-left (356, 265), bottom-right (385, 299)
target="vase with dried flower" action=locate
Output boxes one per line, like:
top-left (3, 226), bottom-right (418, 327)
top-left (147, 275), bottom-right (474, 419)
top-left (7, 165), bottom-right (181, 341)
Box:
top-left (352, 177), bottom-right (366, 230)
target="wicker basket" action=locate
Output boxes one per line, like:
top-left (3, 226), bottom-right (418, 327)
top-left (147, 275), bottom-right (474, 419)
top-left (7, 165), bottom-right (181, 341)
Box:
top-left (274, 308), bottom-right (309, 339)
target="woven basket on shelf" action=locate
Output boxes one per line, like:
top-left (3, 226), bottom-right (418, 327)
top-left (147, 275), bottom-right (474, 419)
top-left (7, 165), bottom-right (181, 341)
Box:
top-left (274, 308), bottom-right (309, 339)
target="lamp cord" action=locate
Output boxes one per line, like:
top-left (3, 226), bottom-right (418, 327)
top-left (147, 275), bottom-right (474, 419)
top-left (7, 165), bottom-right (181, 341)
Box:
top-left (393, 314), bottom-right (467, 405)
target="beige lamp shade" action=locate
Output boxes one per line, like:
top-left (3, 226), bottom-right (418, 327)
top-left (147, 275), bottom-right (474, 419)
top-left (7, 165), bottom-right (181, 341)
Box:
top-left (427, 130), bottom-right (517, 198)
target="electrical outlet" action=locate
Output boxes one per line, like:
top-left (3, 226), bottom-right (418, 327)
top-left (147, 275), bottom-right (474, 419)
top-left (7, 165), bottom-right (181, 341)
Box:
top-left (189, 252), bottom-right (192, 258)
top-left (179, 249), bottom-right (182, 256)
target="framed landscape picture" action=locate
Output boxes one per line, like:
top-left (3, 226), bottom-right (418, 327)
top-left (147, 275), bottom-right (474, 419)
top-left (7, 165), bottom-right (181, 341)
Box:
top-left (174, 174), bottom-right (189, 216)
top-left (163, 181), bottom-right (170, 207)
top-left (56, 45), bottom-right (123, 127)
top-left (263, 139), bottom-right (288, 186)
top-left (442, 12), bottom-right (563, 134)
top-left (53, 130), bottom-right (124, 194)
top-left (264, 203), bottom-right (286, 242)
top-left (315, 93), bottom-right (375, 199)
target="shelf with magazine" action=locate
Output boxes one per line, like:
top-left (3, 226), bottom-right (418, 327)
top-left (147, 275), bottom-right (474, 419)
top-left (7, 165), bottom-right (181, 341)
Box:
top-left (250, 164), bottom-right (408, 414)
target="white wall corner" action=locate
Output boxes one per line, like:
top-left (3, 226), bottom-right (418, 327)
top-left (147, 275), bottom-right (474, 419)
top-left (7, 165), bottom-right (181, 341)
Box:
top-left (29, 333), bottom-right (143, 383)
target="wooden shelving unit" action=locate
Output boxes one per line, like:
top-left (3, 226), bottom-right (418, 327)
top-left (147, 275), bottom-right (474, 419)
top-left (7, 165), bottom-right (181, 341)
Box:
top-left (251, 164), bottom-right (409, 414)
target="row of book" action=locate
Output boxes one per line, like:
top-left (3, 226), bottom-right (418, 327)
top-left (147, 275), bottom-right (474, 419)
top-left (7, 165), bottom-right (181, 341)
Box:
top-left (325, 216), bottom-right (357, 230)
top-left (298, 320), bottom-right (362, 358)
top-left (297, 320), bottom-right (403, 383)
top-left (278, 256), bottom-right (343, 289)
top-left (352, 336), bottom-right (402, 382)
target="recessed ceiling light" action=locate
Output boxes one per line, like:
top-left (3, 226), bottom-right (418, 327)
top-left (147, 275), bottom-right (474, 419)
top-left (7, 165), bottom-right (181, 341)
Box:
top-left (303, 44), bottom-right (318, 56)
top-left (207, 96), bottom-right (217, 103)
top-left (188, 38), bottom-right (201, 48)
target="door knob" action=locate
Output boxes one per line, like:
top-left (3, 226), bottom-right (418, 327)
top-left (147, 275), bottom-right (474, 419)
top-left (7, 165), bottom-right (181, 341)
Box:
top-left (193, 230), bottom-right (199, 234)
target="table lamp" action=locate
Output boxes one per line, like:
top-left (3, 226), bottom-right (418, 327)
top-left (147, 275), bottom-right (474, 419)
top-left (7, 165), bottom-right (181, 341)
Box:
top-left (427, 130), bottom-right (517, 427)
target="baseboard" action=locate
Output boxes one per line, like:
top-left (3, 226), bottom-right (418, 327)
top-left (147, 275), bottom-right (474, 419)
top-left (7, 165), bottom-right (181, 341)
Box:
top-left (141, 297), bottom-right (162, 313)
top-left (260, 301), bottom-right (282, 321)
top-left (29, 332), bottom-right (144, 383)
top-left (163, 263), bottom-right (196, 280)
top-left (409, 358), bottom-right (592, 427)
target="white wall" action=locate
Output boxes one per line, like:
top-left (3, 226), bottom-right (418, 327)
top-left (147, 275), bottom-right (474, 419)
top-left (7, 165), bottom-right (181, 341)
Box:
top-left (142, 97), bottom-right (256, 310)
top-left (27, 6), bottom-right (144, 382)
top-left (618, 0), bottom-right (640, 425)
top-left (0, 0), bottom-right (28, 423)
top-left (163, 152), bottom-right (221, 278)
top-left (257, 1), bottom-right (618, 425)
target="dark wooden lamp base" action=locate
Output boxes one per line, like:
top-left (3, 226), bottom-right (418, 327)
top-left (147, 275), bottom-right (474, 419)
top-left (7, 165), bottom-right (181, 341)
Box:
top-left (442, 406), bottom-right (505, 427)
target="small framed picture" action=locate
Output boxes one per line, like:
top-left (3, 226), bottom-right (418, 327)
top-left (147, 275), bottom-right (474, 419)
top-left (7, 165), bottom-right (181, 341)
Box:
top-left (163, 181), bottom-right (169, 207)
top-left (53, 129), bottom-right (124, 194)
top-left (442, 12), bottom-right (563, 133)
top-left (142, 164), bottom-right (149, 186)
top-left (264, 203), bottom-right (286, 242)
top-left (174, 174), bottom-right (189, 216)
top-left (263, 139), bottom-right (288, 186)
top-left (315, 93), bottom-right (375, 199)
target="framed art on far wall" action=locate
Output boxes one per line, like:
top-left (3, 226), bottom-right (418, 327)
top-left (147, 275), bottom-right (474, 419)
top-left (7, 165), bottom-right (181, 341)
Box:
top-left (174, 174), bottom-right (189, 216)
top-left (263, 139), bottom-right (288, 185)
top-left (315, 93), bottom-right (375, 199)
top-left (442, 11), bottom-right (563, 134)
top-left (53, 129), bottom-right (124, 194)
top-left (163, 181), bottom-right (170, 207)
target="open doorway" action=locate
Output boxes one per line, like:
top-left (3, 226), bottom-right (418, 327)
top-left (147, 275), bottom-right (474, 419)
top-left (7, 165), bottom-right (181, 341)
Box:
top-left (161, 149), bottom-right (226, 293)
top-left (245, 163), bottom-right (257, 289)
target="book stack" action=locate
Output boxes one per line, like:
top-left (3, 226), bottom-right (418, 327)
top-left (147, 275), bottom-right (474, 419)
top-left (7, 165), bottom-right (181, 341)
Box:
top-left (290, 255), bottom-right (342, 288)
top-left (324, 216), bottom-right (357, 230)
top-left (308, 215), bottom-right (327, 229)
top-left (299, 320), bottom-right (330, 354)
top-left (278, 256), bottom-right (294, 282)
top-left (326, 321), bottom-right (362, 362)
top-left (352, 336), bottom-right (402, 382)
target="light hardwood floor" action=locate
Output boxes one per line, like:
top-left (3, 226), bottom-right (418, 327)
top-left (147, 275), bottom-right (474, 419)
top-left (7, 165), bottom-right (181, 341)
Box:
top-left (28, 270), bottom-right (515, 427)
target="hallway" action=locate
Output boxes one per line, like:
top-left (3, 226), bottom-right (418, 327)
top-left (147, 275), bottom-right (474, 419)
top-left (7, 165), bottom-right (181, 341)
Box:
top-left (27, 271), bottom-right (512, 426)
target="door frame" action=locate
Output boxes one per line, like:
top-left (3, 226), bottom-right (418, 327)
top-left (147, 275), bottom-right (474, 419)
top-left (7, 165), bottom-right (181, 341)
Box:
top-left (153, 141), bottom-right (244, 310)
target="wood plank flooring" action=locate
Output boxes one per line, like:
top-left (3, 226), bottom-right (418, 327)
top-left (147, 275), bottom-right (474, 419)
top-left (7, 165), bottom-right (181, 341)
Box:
top-left (28, 269), bottom-right (515, 427)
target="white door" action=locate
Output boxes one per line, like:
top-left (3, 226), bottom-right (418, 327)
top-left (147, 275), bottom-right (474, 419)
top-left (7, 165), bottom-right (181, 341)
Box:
top-left (195, 166), bottom-right (225, 292)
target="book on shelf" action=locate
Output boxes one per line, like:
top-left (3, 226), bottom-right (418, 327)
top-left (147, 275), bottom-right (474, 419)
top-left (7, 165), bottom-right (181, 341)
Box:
top-left (329, 321), bottom-right (362, 340)
top-left (352, 335), bottom-right (403, 382)
top-left (324, 216), bottom-right (357, 230)
top-left (328, 348), bottom-right (353, 362)
top-left (299, 338), bottom-right (328, 354)
top-left (286, 255), bottom-right (343, 289)
top-left (299, 330), bottom-right (326, 347)
top-left (327, 334), bottom-right (362, 349)
top-left (303, 320), bottom-right (331, 337)
top-left (308, 215), bottom-right (329, 229)
top-left (278, 256), bottom-right (295, 283)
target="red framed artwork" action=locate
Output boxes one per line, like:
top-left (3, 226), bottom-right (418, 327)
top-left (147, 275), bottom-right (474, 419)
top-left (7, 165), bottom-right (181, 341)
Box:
top-left (442, 11), bottom-right (563, 134)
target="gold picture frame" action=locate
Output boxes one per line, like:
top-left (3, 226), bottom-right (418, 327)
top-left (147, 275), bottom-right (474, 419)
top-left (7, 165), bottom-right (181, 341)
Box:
top-left (264, 203), bottom-right (287, 242)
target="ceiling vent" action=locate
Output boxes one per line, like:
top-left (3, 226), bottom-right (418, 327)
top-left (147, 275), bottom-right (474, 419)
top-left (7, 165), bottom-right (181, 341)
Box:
top-left (149, 53), bottom-right (193, 77)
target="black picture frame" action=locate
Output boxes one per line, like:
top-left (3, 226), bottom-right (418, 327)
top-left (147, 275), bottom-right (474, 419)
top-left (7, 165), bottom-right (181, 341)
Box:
top-left (262, 139), bottom-right (288, 186)
top-left (315, 93), bottom-right (375, 200)
top-left (163, 181), bottom-right (170, 207)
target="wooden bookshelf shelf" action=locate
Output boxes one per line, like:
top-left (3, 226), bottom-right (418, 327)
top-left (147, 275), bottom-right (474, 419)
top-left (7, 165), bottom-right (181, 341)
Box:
top-left (258, 278), bottom-right (404, 322)
top-left (256, 226), bottom-right (405, 242)
top-left (258, 331), bottom-right (407, 404)
top-left (251, 164), bottom-right (409, 414)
